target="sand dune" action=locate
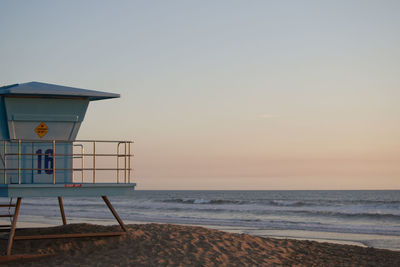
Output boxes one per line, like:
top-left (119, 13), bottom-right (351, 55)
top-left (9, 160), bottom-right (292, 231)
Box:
top-left (1, 223), bottom-right (399, 266)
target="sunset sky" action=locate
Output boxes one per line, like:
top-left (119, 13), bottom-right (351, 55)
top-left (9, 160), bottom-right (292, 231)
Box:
top-left (1, 1), bottom-right (399, 189)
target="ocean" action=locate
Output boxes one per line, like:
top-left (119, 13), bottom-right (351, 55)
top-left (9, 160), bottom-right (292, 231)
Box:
top-left (2, 190), bottom-right (399, 251)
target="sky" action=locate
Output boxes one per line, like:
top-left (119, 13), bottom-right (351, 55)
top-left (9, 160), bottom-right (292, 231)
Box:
top-left (1, 0), bottom-right (399, 189)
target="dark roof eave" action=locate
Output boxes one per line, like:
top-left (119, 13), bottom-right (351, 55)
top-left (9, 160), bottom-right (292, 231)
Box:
top-left (0, 93), bottom-right (120, 101)
top-left (0, 82), bottom-right (120, 101)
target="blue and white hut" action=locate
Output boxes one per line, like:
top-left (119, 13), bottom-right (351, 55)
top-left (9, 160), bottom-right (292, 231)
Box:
top-left (0, 82), bottom-right (135, 255)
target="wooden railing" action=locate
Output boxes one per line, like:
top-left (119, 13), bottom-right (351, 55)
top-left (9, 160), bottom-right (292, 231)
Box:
top-left (0, 139), bottom-right (133, 184)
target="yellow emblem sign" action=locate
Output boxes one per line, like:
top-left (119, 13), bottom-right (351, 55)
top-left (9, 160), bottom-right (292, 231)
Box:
top-left (35, 122), bottom-right (48, 138)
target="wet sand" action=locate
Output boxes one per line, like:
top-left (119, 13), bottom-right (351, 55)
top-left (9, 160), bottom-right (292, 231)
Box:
top-left (1, 223), bottom-right (400, 266)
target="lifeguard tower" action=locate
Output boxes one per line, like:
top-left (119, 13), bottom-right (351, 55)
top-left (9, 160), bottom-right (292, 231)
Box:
top-left (0, 82), bottom-right (135, 255)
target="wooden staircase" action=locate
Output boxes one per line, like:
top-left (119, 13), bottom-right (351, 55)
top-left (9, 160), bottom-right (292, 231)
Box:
top-left (0, 198), bottom-right (22, 255)
top-left (0, 203), bottom-right (14, 233)
top-left (0, 202), bottom-right (15, 228)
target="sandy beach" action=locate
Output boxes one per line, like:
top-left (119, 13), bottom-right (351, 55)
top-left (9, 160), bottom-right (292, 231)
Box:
top-left (0, 223), bottom-right (399, 266)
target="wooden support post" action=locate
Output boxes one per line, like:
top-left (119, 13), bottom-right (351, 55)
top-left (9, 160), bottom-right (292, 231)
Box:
top-left (58, 196), bottom-right (67, 225)
top-left (6, 197), bottom-right (21, 256)
top-left (101, 196), bottom-right (127, 232)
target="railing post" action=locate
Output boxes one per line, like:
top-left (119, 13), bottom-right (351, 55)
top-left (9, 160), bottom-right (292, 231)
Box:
top-left (4, 140), bottom-right (6, 184)
top-left (18, 139), bottom-right (21, 184)
top-left (81, 145), bottom-right (84, 183)
top-left (124, 142), bottom-right (127, 183)
top-left (53, 140), bottom-right (56, 184)
top-left (93, 141), bottom-right (96, 183)
top-left (117, 143), bottom-right (120, 184)
top-left (128, 142), bottom-right (131, 183)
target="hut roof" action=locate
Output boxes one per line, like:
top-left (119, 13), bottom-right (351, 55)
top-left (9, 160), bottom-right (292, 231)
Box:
top-left (0, 82), bottom-right (120, 101)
